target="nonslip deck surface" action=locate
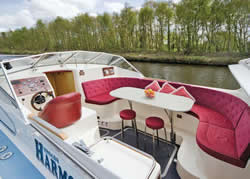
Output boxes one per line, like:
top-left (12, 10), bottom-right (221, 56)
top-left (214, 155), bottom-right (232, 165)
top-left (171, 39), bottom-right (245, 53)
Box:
top-left (100, 128), bottom-right (180, 179)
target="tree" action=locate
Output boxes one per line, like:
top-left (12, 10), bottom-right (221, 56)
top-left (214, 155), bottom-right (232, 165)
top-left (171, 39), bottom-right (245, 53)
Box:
top-left (155, 2), bottom-right (173, 50)
top-left (139, 6), bottom-right (154, 49)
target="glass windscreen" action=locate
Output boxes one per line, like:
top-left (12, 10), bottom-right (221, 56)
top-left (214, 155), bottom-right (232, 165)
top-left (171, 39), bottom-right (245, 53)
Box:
top-left (6, 51), bottom-right (141, 74)
top-left (111, 58), bottom-right (137, 72)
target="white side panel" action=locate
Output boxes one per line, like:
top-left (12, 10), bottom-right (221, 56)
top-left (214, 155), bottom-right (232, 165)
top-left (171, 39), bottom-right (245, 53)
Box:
top-left (229, 64), bottom-right (250, 96)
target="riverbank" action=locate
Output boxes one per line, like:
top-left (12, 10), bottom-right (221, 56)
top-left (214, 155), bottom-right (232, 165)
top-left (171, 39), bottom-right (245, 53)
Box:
top-left (119, 52), bottom-right (248, 66)
top-left (1, 49), bottom-right (248, 66)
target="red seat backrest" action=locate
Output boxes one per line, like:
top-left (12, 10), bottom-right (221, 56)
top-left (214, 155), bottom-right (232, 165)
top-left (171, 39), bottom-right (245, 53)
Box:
top-left (39, 92), bottom-right (82, 128)
top-left (235, 107), bottom-right (250, 161)
top-left (169, 82), bottom-right (248, 128)
top-left (82, 77), bottom-right (154, 100)
top-left (82, 79), bottom-right (111, 99)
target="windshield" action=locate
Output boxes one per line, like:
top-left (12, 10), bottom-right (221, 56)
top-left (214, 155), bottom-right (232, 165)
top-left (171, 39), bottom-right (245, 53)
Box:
top-left (5, 51), bottom-right (141, 74)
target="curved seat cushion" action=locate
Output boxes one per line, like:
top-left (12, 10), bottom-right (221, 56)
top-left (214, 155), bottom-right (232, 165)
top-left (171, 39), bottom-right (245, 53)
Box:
top-left (120, 109), bottom-right (136, 120)
top-left (146, 117), bottom-right (164, 130)
top-left (189, 86), bottom-right (247, 128)
top-left (196, 122), bottom-right (246, 168)
top-left (159, 82), bottom-right (176, 94)
top-left (145, 80), bottom-right (161, 91)
top-left (39, 92), bottom-right (82, 128)
top-left (85, 93), bottom-right (119, 105)
top-left (235, 108), bottom-right (250, 161)
top-left (171, 86), bottom-right (196, 102)
top-left (82, 77), bottom-right (150, 105)
top-left (191, 104), bottom-right (234, 130)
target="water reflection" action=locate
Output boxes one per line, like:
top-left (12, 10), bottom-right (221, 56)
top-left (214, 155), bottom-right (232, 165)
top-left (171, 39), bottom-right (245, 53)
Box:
top-left (131, 62), bottom-right (240, 89)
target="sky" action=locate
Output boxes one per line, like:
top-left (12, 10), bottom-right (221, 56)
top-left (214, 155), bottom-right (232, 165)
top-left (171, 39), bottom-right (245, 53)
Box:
top-left (0, 0), bottom-right (147, 32)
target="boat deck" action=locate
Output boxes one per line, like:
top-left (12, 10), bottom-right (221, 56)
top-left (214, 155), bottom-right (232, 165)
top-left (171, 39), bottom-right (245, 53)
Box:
top-left (100, 127), bottom-right (180, 179)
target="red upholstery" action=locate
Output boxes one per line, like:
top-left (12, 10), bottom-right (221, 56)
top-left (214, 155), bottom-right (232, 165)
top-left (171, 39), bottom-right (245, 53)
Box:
top-left (196, 122), bottom-right (246, 168)
top-left (191, 104), bottom-right (234, 130)
top-left (235, 108), bottom-right (250, 161)
top-left (145, 80), bottom-right (161, 91)
top-left (82, 77), bottom-right (154, 105)
top-left (39, 92), bottom-right (82, 128)
top-left (186, 85), bottom-right (247, 128)
top-left (86, 94), bottom-right (119, 105)
top-left (120, 109), bottom-right (136, 120)
top-left (159, 82), bottom-right (176, 94)
top-left (146, 117), bottom-right (164, 130)
top-left (81, 77), bottom-right (250, 167)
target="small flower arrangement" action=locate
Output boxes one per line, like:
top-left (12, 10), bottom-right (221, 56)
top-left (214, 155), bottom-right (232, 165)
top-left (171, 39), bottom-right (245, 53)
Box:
top-left (144, 88), bottom-right (155, 98)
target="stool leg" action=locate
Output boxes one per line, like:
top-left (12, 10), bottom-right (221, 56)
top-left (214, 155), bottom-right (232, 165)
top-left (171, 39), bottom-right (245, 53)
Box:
top-left (152, 130), bottom-right (155, 156)
top-left (164, 127), bottom-right (170, 157)
top-left (133, 118), bottom-right (138, 137)
top-left (144, 126), bottom-right (147, 151)
top-left (164, 128), bottom-right (167, 141)
top-left (121, 120), bottom-right (124, 139)
top-left (133, 119), bottom-right (139, 147)
top-left (156, 129), bottom-right (159, 145)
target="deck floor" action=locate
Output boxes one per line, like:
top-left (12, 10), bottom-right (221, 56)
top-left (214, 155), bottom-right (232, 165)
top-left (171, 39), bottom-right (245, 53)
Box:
top-left (100, 127), bottom-right (180, 179)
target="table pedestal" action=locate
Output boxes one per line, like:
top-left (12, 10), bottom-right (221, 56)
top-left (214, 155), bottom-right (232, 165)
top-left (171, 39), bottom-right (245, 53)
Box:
top-left (164, 109), bottom-right (176, 144)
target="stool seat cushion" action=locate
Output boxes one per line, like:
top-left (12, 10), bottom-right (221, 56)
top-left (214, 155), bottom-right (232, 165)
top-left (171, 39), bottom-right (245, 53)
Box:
top-left (120, 109), bottom-right (136, 120)
top-left (146, 117), bottom-right (164, 129)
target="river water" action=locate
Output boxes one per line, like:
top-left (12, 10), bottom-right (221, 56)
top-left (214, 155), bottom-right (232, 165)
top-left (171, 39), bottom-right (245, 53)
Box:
top-left (131, 62), bottom-right (240, 90)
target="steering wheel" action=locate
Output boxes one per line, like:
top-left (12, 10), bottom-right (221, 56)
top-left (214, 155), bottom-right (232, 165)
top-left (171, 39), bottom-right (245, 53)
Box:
top-left (31, 91), bottom-right (54, 111)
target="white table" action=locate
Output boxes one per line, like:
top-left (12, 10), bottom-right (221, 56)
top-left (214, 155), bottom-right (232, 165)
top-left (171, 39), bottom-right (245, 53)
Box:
top-left (110, 87), bottom-right (194, 143)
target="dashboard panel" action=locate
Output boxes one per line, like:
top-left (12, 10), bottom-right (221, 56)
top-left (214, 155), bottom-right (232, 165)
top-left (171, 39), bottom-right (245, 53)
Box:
top-left (11, 76), bottom-right (51, 97)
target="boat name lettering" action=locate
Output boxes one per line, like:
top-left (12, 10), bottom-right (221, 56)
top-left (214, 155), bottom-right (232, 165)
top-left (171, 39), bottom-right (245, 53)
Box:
top-left (35, 139), bottom-right (74, 179)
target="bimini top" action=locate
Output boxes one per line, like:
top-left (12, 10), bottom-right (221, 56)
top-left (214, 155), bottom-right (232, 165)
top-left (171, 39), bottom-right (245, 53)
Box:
top-left (1, 51), bottom-right (141, 75)
top-left (229, 58), bottom-right (250, 96)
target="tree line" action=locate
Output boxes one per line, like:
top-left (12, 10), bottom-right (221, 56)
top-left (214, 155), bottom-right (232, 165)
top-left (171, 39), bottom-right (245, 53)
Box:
top-left (0, 0), bottom-right (249, 55)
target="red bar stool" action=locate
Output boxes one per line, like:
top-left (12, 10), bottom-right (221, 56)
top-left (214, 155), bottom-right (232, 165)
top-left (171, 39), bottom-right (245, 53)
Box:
top-left (120, 109), bottom-right (137, 139)
top-left (145, 116), bottom-right (167, 154)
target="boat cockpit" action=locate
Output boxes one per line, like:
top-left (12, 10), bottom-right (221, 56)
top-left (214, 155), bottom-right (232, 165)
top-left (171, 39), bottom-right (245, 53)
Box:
top-left (0, 51), bottom-right (249, 179)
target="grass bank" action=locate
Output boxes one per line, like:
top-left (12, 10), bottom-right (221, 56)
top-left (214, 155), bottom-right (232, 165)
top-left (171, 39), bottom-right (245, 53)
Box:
top-left (118, 52), bottom-right (248, 66)
top-left (0, 49), bottom-right (43, 55)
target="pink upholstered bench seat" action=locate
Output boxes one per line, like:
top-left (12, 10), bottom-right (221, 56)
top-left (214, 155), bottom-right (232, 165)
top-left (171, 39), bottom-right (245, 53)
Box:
top-left (82, 77), bottom-right (153, 105)
top-left (191, 104), bottom-right (234, 130)
top-left (81, 77), bottom-right (250, 167)
top-left (196, 122), bottom-right (245, 167)
top-left (196, 107), bottom-right (250, 168)
top-left (85, 93), bottom-right (119, 105)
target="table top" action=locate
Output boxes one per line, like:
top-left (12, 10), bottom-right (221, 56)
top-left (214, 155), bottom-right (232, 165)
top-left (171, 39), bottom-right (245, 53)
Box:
top-left (110, 87), bottom-right (194, 112)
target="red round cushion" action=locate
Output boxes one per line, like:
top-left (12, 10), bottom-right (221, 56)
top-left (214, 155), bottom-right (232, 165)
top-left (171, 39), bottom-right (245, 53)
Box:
top-left (146, 117), bottom-right (164, 129)
top-left (120, 109), bottom-right (136, 120)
